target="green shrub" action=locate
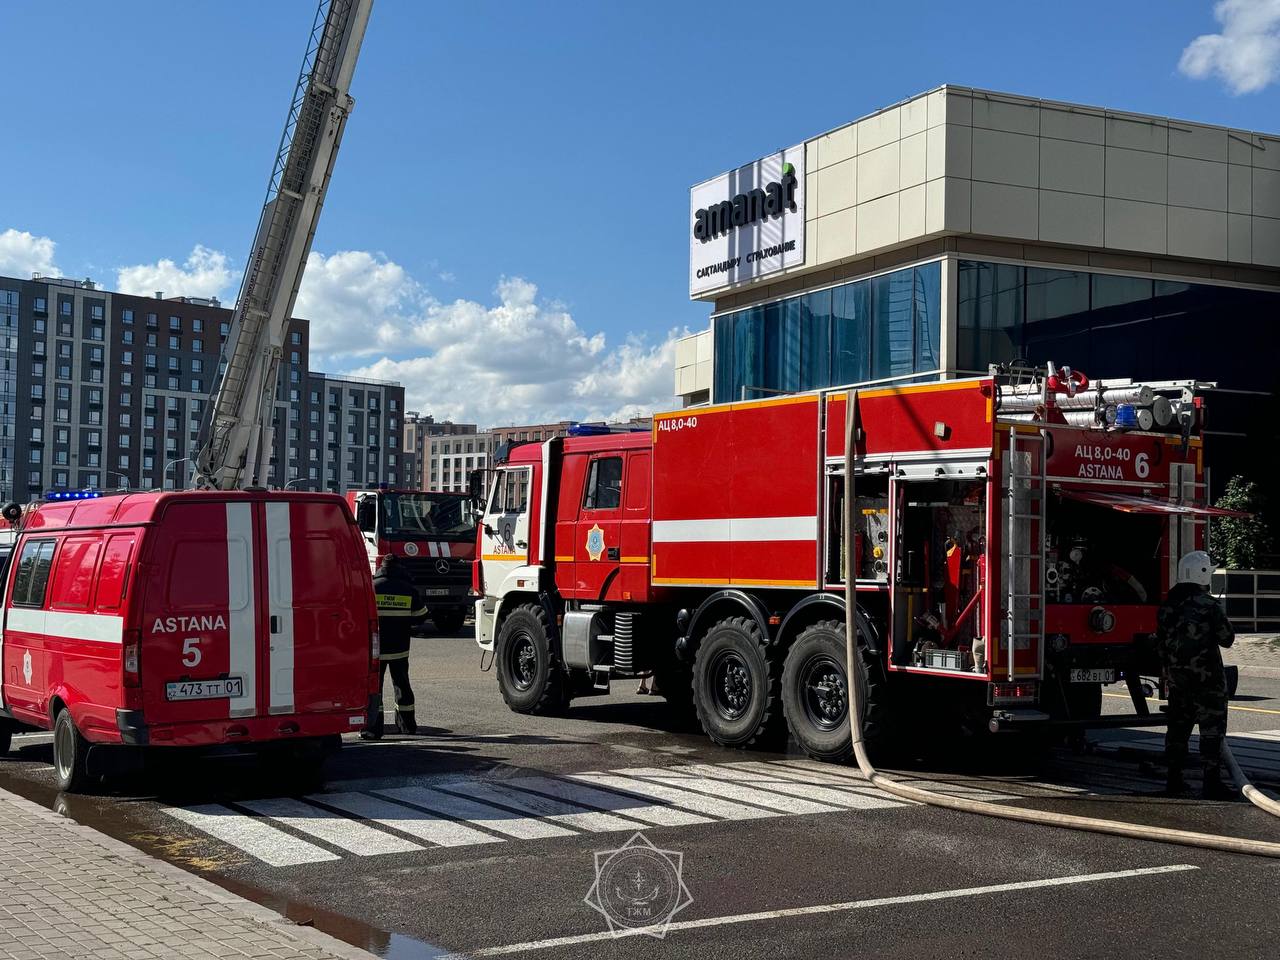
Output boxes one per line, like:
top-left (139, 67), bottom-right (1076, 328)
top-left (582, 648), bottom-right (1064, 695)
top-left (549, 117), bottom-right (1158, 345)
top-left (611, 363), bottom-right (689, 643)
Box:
top-left (1212, 475), bottom-right (1273, 570)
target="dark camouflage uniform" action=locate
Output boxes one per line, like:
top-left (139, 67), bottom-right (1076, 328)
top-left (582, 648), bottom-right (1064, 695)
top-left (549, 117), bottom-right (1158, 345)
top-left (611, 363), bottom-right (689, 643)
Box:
top-left (1156, 582), bottom-right (1235, 777)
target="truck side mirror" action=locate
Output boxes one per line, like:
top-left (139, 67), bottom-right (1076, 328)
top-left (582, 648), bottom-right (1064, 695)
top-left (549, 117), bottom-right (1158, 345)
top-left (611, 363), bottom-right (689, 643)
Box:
top-left (356, 498), bottom-right (377, 533)
top-left (1, 502), bottom-right (22, 524)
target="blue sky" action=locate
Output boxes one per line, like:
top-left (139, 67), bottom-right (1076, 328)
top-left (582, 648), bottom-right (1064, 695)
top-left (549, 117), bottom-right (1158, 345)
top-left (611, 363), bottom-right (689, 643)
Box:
top-left (1, 0), bottom-right (1277, 425)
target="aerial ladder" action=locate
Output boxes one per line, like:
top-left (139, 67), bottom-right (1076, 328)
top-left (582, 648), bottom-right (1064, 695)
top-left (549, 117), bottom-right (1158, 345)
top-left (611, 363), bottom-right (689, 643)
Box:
top-left (194, 0), bottom-right (374, 490)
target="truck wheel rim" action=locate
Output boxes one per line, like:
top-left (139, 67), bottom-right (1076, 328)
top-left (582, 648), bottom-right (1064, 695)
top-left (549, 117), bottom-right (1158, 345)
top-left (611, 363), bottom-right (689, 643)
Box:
top-left (55, 722), bottom-right (74, 781)
top-left (710, 650), bottom-right (752, 721)
top-left (800, 654), bottom-right (847, 731)
top-left (507, 633), bottom-right (537, 691)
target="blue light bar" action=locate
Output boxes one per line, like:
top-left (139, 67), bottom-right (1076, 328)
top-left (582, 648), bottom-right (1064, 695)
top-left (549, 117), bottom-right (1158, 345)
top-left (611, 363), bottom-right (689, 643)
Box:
top-left (567, 423), bottom-right (612, 436)
top-left (44, 489), bottom-right (103, 501)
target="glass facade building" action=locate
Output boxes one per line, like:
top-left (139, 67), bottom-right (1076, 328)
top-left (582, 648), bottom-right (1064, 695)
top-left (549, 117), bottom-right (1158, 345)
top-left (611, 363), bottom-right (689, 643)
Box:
top-left (712, 262), bottom-right (941, 402)
top-left (956, 260), bottom-right (1280, 387)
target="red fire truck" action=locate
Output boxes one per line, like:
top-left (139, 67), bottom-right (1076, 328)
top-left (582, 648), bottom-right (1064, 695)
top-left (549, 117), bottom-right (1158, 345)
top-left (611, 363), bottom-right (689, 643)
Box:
top-left (347, 488), bottom-right (476, 633)
top-left (473, 367), bottom-right (1241, 760)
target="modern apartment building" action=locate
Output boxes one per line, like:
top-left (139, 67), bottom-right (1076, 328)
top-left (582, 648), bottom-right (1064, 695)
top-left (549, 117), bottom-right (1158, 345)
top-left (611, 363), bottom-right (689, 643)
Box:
top-left (402, 414), bottom-right (477, 489)
top-left (0, 273), bottom-right (406, 501)
top-left (427, 428), bottom-right (492, 493)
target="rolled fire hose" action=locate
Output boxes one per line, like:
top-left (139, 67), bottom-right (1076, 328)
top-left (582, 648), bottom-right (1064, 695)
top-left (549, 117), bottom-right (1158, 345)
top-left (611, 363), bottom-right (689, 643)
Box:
top-left (841, 389), bottom-right (1280, 858)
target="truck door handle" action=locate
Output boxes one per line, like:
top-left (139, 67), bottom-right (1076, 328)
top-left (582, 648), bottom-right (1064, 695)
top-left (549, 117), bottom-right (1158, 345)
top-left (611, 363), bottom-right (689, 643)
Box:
top-left (607, 547), bottom-right (620, 561)
top-left (270, 615), bottom-right (280, 633)
top-left (516, 540), bottom-right (528, 549)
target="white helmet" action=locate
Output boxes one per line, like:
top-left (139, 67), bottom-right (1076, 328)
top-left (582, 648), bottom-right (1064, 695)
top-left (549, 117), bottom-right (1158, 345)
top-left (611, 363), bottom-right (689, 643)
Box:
top-left (1177, 551), bottom-right (1213, 587)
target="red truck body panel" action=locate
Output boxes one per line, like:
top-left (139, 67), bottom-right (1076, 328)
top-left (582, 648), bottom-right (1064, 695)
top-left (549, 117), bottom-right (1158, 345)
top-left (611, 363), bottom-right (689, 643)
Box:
top-left (0, 491), bottom-right (377, 748)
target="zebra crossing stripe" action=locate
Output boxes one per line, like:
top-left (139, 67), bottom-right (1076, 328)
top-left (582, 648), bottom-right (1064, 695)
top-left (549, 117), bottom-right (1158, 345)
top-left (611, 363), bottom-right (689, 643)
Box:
top-left (614, 766), bottom-right (845, 815)
top-left (569, 772), bottom-right (782, 821)
top-left (502, 775), bottom-right (713, 827)
top-left (164, 804), bottom-right (339, 867)
top-left (236, 797), bottom-right (424, 856)
top-left (733, 761), bottom-right (897, 795)
top-left (373, 785), bottom-right (578, 840)
top-left (437, 779), bottom-right (646, 833)
top-left (315, 791), bottom-right (503, 848)
top-left (673, 763), bottom-right (908, 811)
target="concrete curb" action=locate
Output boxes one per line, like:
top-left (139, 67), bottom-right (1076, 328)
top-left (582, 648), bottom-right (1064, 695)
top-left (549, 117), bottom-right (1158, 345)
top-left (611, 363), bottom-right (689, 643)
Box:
top-left (0, 785), bottom-right (382, 960)
top-left (1236, 664), bottom-right (1280, 680)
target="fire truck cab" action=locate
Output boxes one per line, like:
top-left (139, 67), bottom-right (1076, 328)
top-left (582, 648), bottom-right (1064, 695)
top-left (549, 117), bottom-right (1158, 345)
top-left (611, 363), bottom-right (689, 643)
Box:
top-left (474, 368), bottom-right (1240, 760)
top-left (0, 490), bottom-right (379, 792)
top-left (347, 487), bottom-right (477, 634)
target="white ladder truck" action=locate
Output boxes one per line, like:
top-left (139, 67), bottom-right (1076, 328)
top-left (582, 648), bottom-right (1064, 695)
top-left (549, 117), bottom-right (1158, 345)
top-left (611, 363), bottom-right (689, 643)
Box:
top-left (194, 0), bottom-right (374, 489)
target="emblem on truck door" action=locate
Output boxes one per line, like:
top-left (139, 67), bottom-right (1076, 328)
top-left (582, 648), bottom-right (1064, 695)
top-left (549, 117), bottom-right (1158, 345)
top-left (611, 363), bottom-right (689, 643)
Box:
top-left (586, 524), bottom-right (606, 561)
top-left (22, 651), bottom-right (32, 685)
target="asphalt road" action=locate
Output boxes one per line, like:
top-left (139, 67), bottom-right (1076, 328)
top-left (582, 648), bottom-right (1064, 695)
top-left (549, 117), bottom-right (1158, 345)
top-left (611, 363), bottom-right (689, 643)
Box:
top-left (2, 628), bottom-right (1279, 960)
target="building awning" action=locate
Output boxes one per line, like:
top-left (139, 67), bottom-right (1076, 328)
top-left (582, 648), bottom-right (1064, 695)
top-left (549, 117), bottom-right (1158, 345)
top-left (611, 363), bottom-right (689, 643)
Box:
top-left (1057, 488), bottom-right (1249, 518)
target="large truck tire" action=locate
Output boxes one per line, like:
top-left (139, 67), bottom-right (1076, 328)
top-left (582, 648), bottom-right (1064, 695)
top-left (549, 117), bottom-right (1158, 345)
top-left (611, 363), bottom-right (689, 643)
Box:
top-left (431, 608), bottom-right (467, 635)
top-left (496, 603), bottom-right (569, 715)
top-left (781, 619), bottom-right (889, 763)
top-left (692, 616), bottom-right (784, 749)
top-left (52, 708), bottom-right (92, 794)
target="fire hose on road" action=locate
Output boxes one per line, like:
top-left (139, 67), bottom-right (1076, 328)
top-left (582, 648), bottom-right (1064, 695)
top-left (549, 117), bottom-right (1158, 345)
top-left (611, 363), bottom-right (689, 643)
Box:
top-left (841, 389), bottom-right (1280, 859)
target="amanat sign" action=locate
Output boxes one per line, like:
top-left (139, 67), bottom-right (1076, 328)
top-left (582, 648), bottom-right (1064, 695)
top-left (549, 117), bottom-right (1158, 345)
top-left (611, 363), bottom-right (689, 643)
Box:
top-left (689, 144), bottom-right (806, 298)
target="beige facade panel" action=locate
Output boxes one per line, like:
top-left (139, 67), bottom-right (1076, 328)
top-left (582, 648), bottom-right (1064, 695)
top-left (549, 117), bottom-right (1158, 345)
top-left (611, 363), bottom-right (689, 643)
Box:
top-left (900, 131), bottom-right (927, 189)
top-left (1228, 164), bottom-right (1252, 215)
top-left (856, 141), bottom-right (900, 204)
top-left (899, 182), bottom-right (927, 239)
top-left (972, 128), bottom-right (1039, 189)
top-left (814, 123), bottom-right (857, 170)
top-left (1168, 123), bottom-right (1228, 163)
top-left (818, 205), bottom-right (858, 261)
top-left (1228, 212), bottom-right (1253, 262)
top-left (1168, 206), bottom-right (1228, 261)
top-left (971, 95), bottom-right (1039, 136)
top-left (815, 158), bottom-right (856, 217)
top-left (1038, 189), bottom-right (1104, 247)
top-left (1255, 168), bottom-right (1280, 219)
top-left (1168, 156), bottom-right (1227, 210)
top-left (1040, 139), bottom-right (1104, 195)
top-left (855, 194), bottom-right (898, 254)
top-left (1039, 103), bottom-right (1105, 144)
top-left (1105, 146), bottom-right (1167, 204)
top-left (1255, 216), bottom-right (1280, 267)
top-left (1105, 113), bottom-right (1168, 153)
top-left (1104, 197), bottom-right (1168, 255)
top-left (858, 106), bottom-right (901, 153)
top-left (971, 181), bottom-right (1038, 240)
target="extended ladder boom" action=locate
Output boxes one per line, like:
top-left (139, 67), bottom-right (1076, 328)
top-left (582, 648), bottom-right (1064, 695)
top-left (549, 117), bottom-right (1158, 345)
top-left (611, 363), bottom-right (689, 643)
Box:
top-left (195, 0), bottom-right (374, 489)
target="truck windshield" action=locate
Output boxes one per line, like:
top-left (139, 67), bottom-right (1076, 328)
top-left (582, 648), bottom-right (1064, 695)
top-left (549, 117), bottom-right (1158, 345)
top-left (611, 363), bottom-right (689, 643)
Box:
top-left (381, 493), bottom-right (475, 540)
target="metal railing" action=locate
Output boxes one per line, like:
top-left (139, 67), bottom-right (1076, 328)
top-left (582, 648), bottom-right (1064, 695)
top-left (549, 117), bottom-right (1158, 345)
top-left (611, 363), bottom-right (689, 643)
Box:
top-left (1212, 568), bottom-right (1280, 633)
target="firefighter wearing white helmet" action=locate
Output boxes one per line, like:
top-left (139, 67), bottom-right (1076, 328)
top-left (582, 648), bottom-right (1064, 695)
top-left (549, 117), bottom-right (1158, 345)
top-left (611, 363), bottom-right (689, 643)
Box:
top-left (1155, 550), bottom-right (1237, 799)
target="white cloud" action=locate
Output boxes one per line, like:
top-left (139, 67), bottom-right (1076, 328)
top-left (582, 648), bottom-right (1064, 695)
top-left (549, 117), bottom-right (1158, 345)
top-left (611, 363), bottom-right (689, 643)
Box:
top-left (1179, 0), bottom-right (1280, 94)
top-left (343, 276), bottom-right (682, 426)
top-left (0, 228), bottom-right (59, 278)
top-left (116, 244), bottom-right (234, 299)
top-left (294, 249), bottom-right (426, 358)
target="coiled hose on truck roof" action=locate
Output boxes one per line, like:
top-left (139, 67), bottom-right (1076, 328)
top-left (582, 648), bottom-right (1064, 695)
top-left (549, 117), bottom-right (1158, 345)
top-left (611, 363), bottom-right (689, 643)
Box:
top-left (840, 389), bottom-right (1280, 859)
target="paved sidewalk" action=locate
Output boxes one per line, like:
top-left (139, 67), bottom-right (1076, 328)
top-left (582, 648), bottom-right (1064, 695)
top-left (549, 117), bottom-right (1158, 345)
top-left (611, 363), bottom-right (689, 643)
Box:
top-left (0, 787), bottom-right (377, 960)
top-left (1225, 633), bottom-right (1280, 678)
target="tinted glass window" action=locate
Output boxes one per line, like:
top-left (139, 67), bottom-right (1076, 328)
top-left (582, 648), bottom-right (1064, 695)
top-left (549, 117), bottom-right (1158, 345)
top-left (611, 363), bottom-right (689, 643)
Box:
top-left (49, 537), bottom-right (101, 610)
top-left (12, 539), bottom-right (56, 607)
top-left (583, 457), bottom-right (623, 511)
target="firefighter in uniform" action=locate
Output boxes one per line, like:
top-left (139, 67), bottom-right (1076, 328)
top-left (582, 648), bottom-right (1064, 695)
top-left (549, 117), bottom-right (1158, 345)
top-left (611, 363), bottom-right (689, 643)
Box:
top-left (363, 555), bottom-right (428, 739)
top-left (1156, 550), bottom-right (1238, 800)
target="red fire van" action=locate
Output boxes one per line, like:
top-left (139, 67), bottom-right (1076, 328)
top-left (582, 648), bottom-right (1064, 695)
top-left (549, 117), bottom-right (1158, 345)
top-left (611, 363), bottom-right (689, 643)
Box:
top-left (0, 490), bottom-right (379, 792)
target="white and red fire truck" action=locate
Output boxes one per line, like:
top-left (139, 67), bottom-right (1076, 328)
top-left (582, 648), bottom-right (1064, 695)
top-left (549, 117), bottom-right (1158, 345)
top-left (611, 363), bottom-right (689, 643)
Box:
top-left (473, 366), bottom-right (1242, 760)
top-left (347, 487), bottom-right (476, 633)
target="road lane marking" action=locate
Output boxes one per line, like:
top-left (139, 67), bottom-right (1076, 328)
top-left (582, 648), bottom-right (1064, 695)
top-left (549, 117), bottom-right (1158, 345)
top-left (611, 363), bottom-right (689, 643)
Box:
top-left (458, 864), bottom-right (1200, 956)
top-left (612, 766), bottom-right (843, 815)
top-left (569, 772), bottom-right (782, 821)
top-left (236, 797), bottom-right (423, 856)
top-left (1102, 692), bottom-right (1280, 716)
top-left (313, 792), bottom-right (503, 848)
top-left (734, 760), bottom-right (904, 794)
top-left (437, 780), bottom-right (646, 833)
top-left (769, 758), bottom-right (1017, 800)
top-left (374, 786), bottom-right (578, 840)
top-left (675, 763), bottom-right (910, 810)
top-left (163, 804), bottom-right (339, 867)
top-left (502, 776), bottom-right (713, 827)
